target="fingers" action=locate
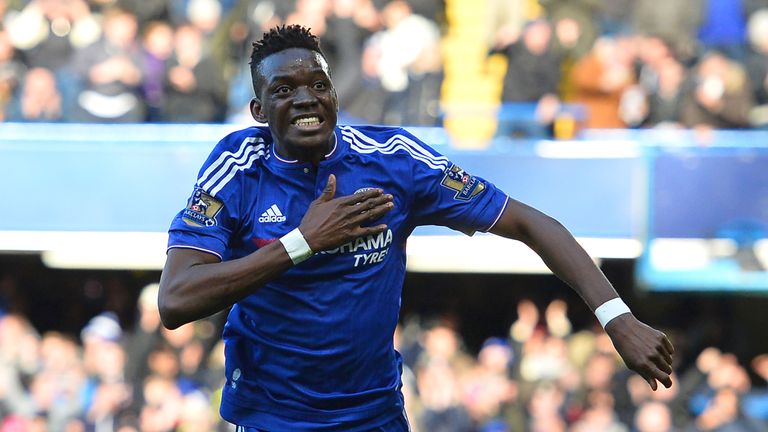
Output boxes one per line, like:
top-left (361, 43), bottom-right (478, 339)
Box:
top-left (319, 174), bottom-right (337, 202)
top-left (342, 187), bottom-right (384, 205)
top-left (662, 334), bottom-right (675, 355)
top-left (641, 366), bottom-right (672, 391)
top-left (354, 223), bottom-right (389, 238)
top-left (658, 345), bottom-right (673, 366)
top-left (644, 376), bottom-right (658, 391)
top-left (660, 375), bottom-right (673, 388)
top-left (351, 198), bottom-right (394, 225)
top-left (641, 356), bottom-right (673, 391)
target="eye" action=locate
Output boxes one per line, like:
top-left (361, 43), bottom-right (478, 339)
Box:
top-left (274, 85), bottom-right (291, 94)
top-left (313, 81), bottom-right (327, 90)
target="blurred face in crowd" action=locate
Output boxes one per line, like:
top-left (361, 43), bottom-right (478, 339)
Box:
top-left (523, 20), bottom-right (552, 55)
top-left (104, 10), bottom-right (138, 48)
top-left (382, 0), bottom-right (411, 29)
top-left (173, 25), bottom-right (204, 67)
top-left (635, 401), bottom-right (673, 432)
top-left (423, 325), bottom-right (460, 361)
top-left (142, 22), bottom-right (174, 59)
top-left (584, 353), bottom-right (616, 390)
top-left (555, 18), bottom-right (580, 48)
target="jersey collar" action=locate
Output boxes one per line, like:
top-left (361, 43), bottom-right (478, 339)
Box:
top-left (269, 128), bottom-right (345, 169)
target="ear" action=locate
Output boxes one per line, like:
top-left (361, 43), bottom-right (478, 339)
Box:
top-left (250, 97), bottom-right (267, 123)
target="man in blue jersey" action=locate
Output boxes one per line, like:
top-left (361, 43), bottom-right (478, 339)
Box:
top-left (159, 25), bottom-right (675, 431)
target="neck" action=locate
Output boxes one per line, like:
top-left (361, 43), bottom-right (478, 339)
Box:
top-left (274, 133), bottom-right (337, 166)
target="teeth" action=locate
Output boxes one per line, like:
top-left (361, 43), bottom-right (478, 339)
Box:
top-left (294, 116), bottom-right (320, 126)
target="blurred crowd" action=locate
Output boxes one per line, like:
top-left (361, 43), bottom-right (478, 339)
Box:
top-left (2, 0), bottom-right (768, 134)
top-left (1, 283), bottom-right (767, 432)
top-left (488, 0), bottom-right (768, 138)
top-left (0, 0), bottom-right (444, 126)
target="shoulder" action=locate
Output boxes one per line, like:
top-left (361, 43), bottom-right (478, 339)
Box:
top-left (197, 126), bottom-right (271, 197)
top-left (339, 124), bottom-right (449, 171)
top-left (213, 126), bottom-right (271, 154)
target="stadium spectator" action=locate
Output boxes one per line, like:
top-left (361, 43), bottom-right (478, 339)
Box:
top-left (680, 51), bottom-right (754, 129)
top-left (417, 358), bottom-right (473, 431)
top-left (462, 338), bottom-right (520, 430)
top-left (491, 18), bottom-right (561, 138)
top-left (5, 66), bottom-right (65, 122)
top-left (161, 23), bottom-right (227, 122)
top-left (539, 0), bottom-right (600, 60)
top-left (138, 21), bottom-right (174, 122)
top-left (634, 401), bottom-right (675, 432)
top-left (71, 7), bottom-right (145, 123)
top-left (363, 0), bottom-right (441, 124)
top-left (569, 35), bottom-right (637, 128)
top-left (138, 374), bottom-right (184, 432)
top-left (639, 57), bottom-right (688, 128)
top-left (527, 381), bottom-right (568, 432)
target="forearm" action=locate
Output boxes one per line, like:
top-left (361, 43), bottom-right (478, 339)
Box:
top-left (528, 217), bottom-right (619, 310)
top-left (159, 241), bottom-right (293, 329)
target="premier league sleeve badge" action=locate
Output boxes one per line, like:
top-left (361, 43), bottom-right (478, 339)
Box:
top-left (440, 164), bottom-right (486, 201)
top-left (182, 187), bottom-right (224, 227)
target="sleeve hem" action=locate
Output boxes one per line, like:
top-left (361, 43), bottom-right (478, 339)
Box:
top-left (483, 195), bottom-right (510, 232)
top-left (167, 245), bottom-right (223, 261)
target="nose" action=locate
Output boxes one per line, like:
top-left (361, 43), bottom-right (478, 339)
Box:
top-left (292, 86), bottom-right (317, 107)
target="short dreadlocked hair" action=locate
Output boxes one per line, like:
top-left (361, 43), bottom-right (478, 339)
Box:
top-left (249, 25), bottom-right (327, 94)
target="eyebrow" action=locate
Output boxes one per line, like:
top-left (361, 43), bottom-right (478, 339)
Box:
top-left (267, 69), bottom-right (329, 84)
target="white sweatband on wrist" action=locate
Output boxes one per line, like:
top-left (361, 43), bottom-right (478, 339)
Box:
top-left (279, 228), bottom-right (313, 265)
top-left (594, 298), bottom-right (632, 328)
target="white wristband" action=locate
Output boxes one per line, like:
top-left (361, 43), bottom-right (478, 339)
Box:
top-left (279, 228), bottom-right (313, 265)
top-left (594, 298), bottom-right (632, 328)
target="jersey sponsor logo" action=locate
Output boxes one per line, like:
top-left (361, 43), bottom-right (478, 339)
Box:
top-left (440, 164), bottom-right (486, 201)
top-left (320, 229), bottom-right (393, 267)
top-left (182, 187), bottom-right (223, 227)
top-left (258, 204), bottom-right (286, 223)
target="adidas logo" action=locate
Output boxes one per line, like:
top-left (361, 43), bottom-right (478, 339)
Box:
top-left (258, 204), bottom-right (286, 223)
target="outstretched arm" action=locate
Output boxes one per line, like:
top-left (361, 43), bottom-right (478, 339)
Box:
top-left (489, 197), bottom-right (674, 390)
top-left (159, 174), bottom-right (394, 329)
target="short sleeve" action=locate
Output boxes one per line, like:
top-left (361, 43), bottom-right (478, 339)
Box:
top-left (167, 185), bottom-right (238, 260)
top-left (404, 129), bottom-right (509, 235)
top-left (167, 131), bottom-right (264, 259)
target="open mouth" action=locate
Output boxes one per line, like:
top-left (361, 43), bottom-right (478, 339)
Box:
top-left (292, 114), bottom-right (323, 128)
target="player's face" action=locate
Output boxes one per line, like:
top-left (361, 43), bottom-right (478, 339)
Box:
top-left (251, 48), bottom-right (338, 160)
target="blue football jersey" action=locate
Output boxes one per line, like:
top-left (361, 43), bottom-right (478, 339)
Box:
top-left (167, 125), bottom-right (509, 430)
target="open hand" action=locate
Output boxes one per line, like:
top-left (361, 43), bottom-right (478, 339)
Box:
top-left (605, 314), bottom-right (675, 390)
top-left (299, 174), bottom-right (394, 251)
